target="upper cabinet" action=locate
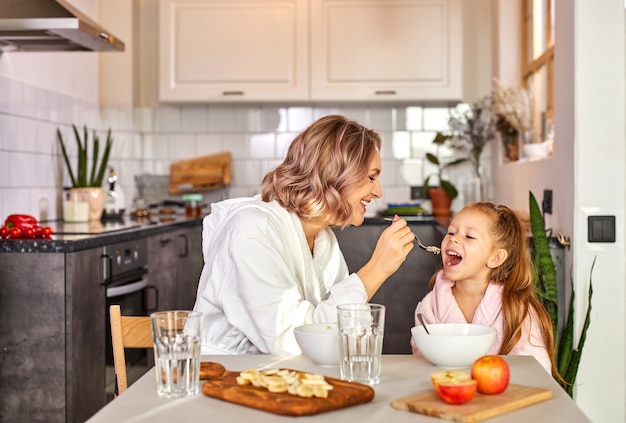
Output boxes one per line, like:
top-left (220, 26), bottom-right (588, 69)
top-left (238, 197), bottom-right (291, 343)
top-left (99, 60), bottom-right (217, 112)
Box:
top-left (158, 0), bottom-right (462, 103)
top-left (310, 0), bottom-right (462, 102)
top-left (159, 0), bottom-right (308, 102)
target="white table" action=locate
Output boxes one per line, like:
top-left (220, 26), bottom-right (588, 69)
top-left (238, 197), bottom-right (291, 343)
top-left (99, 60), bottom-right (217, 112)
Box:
top-left (87, 355), bottom-right (590, 422)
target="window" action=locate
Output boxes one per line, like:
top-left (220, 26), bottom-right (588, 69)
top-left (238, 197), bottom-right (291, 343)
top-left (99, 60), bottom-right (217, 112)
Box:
top-left (522, 0), bottom-right (554, 142)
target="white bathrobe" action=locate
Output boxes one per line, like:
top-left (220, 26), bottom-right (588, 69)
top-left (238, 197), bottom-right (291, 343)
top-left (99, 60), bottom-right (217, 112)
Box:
top-left (193, 196), bottom-right (367, 355)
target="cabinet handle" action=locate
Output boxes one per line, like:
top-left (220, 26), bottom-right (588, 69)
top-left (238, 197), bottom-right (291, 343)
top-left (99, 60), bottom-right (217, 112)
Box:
top-left (179, 233), bottom-right (189, 258)
top-left (375, 90), bottom-right (397, 95)
top-left (101, 254), bottom-right (113, 286)
top-left (160, 237), bottom-right (171, 246)
top-left (222, 91), bottom-right (244, 96)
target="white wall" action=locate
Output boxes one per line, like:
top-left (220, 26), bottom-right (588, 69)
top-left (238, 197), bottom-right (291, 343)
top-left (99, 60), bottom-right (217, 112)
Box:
top-left (491, 1), bottom-right (626, 421)
top-left (571, 1), bottom-right (625, 420)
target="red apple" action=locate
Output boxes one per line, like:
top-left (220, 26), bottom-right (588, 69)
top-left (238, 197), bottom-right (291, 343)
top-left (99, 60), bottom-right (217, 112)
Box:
top-left (471, 355), bottom-right (510, 394)
top-left (430, 370), bottom-right (477, 405)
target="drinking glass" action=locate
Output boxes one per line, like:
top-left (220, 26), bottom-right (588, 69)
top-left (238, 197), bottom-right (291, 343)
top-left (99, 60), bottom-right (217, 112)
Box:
top-left (337, 303), bottom-right (385, 385)
top-left (151, 310), bottom-right (202, 398)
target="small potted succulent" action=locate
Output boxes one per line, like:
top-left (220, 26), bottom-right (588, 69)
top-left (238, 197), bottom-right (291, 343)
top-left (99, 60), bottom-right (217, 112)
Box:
top-left (57, 125), bottom-right (113, 221)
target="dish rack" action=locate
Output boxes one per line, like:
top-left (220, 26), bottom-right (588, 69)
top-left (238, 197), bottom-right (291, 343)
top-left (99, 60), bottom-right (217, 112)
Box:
top-left (135, 151), bottom-right (232, 206)
top-left (134, 174), bottom-right (230, 206)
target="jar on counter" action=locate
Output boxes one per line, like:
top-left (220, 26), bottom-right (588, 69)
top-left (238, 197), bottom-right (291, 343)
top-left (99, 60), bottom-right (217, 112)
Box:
top-left (182, 194), bottom-right (204, 218)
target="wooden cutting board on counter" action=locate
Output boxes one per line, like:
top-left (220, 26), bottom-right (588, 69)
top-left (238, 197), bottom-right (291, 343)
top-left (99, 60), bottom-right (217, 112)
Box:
top-left (391, 384), bottom-right (552, 423)
top-left (202, 369), bottom-right (375, 416)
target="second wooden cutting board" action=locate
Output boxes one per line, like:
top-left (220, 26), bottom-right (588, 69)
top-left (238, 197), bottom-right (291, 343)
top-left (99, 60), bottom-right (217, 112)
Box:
top-left (391, 384), bottom-right (552, 422)
top-left (202, 369), bottom-right (375, 416)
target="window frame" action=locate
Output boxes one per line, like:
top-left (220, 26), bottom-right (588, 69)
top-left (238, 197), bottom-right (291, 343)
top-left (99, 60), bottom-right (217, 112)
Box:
top-left (521, 0), bottom-right (554, 142)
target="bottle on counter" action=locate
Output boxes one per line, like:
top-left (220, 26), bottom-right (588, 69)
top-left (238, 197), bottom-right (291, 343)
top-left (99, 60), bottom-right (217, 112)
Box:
top-left (182, 193), bottom-right (204, 218)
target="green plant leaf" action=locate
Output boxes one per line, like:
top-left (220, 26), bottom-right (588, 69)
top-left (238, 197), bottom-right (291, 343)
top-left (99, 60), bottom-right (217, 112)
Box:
top-left (73, 125), bottom-right (87, 187)
top-left (529, 192), bottom-right (559, 338)
top-left (425, 152), bottom-right (439, 165)
top-left (57, 129), bottom-right (77, 187)
top-left (59, 124), bottom-right (113, 188)
top-left (94, 128), bottom-right (113, 187)
top-left (557, 275), bottom-right (575, 376)
top-left (444, 158), bottom-right (469, 168)
top-left (440, 180), bottom-right (458, 199)
top-left (433, 132), bottom-right (453, 145)
top-left (563, 257), bottom-right (595, 396)
top-left (89, 131), bottom-right (100, 186)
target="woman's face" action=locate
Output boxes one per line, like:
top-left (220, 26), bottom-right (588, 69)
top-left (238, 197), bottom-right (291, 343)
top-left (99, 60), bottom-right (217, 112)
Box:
top-left (346, 151), bottom-right (382, 226)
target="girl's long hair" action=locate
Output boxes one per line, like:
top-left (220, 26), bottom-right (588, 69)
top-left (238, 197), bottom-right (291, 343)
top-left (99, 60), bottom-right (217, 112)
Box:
top-left (428, 202), bottom-right (562, 381)
top-left (261, 115), bottom-right (381, 227)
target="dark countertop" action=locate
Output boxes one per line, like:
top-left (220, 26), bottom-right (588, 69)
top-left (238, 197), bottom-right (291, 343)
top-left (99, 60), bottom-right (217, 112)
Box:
top-left (0, 213), bottom-right (444, 253)
top-left (0, 214), bottom-right (203, 253)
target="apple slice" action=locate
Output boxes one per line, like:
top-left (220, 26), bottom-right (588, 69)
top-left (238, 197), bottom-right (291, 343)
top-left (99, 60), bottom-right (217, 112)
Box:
top-left (430, 370), bottom-right (477, 405)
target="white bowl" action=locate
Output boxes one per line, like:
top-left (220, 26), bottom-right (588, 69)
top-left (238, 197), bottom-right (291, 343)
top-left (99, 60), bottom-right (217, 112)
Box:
top-left (522, 142), bottom-right (551, 159)
top-left (411, 323), bottom-right (496, 369)
top-left (294, 323), bottom-right (340, 366)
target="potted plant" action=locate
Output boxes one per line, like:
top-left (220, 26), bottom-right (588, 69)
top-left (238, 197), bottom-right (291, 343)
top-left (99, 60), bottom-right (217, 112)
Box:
top-left (528, 191), bottom-right (594, 396)
top-left (422, 132), bottom-right (468, 217)
top-left (57, 125), bottom-right (113, 221)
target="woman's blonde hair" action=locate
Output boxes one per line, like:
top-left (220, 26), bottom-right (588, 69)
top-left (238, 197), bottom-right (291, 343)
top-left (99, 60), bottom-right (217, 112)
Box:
top-left (261, 115), bottom-right (381, 227)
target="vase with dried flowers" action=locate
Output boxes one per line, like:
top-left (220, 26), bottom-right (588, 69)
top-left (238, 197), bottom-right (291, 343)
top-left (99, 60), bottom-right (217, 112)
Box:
top-left (443, 95), bottom-right (497, 202)
top-left (492, 79), bottom-right (547, 160)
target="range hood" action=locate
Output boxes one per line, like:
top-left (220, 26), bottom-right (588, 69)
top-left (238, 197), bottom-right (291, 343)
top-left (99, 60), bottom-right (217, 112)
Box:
top-left (0, 0), bottom-right (124, 52)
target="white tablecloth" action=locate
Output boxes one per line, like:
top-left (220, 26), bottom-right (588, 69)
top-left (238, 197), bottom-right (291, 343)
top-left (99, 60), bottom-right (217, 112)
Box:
top-left (87, 354), bottom-right (590, 422)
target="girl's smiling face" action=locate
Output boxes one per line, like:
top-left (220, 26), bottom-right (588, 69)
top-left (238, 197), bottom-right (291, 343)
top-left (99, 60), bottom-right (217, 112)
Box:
top-left (441, 207), bottom-right (507, 283)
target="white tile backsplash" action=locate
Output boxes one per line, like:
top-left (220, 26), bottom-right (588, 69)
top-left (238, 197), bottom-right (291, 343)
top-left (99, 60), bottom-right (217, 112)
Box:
top-left (1, 75), bottom-right (487, 220)
top-left (249, 133), bottom-right (275, 159)
top-left (167, 134), bottom-right (196, 160)
top-left (207, 106), bottom-right (235, 132)
top-left (180, 105), bottom-right (208, 132)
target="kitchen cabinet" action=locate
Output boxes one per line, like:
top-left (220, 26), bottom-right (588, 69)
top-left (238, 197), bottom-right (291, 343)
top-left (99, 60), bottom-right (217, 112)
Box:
top-left (158, 0), bottom-right (309, 102)
top-left (0, 247), bottom-right (106, 423)
top-left (147, 225), bottom-right (203, 311)
top-left (158, 0), bottom-right (462, 103)
top-left (310, 0), bottom-right (462, 101)
top-left (0, 219), bottom-right (203, 423)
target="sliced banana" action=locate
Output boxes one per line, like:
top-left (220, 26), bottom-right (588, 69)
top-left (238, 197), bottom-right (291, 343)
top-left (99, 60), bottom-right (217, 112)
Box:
top-left (236, 368), bottom-right (333, 399)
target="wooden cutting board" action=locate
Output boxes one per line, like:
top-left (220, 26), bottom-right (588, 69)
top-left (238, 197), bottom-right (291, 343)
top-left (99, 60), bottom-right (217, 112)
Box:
top-left (202, 369), bottom-right (375, 416)
top-left (391, 384), bottom-right (552, 423)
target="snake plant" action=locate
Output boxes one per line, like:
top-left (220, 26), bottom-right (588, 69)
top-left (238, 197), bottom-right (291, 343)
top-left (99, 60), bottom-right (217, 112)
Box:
top-left (57, 125), bottom-right (113, 188)
top-left (529, 191), bottom-right (594, 397)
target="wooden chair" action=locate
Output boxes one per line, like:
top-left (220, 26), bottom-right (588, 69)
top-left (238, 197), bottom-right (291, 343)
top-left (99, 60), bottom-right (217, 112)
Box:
top-left (109, 304), bottom-right (153, 396)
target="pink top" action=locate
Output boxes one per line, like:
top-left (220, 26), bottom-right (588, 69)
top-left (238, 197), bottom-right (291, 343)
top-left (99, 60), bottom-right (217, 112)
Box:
top-left (412, 271), bottom-right (551, 373)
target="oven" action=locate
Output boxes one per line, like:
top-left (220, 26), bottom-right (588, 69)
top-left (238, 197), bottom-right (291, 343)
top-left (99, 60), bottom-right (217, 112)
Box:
top-left (102, 238), bottom-right (158, 401)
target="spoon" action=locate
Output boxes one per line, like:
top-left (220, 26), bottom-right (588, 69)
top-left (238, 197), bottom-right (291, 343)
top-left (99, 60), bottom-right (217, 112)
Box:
top-left (383, 217), bottom-right (441, 254)
top-left (417, 313), bottom-right (430, 335)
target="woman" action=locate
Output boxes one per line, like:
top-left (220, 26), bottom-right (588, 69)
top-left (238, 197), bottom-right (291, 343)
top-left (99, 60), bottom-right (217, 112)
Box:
top-left (194, 115), bottom-right (415, 354)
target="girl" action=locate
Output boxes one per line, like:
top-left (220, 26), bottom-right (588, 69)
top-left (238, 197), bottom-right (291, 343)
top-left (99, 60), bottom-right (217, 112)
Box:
top-left (412, 202), bottom-right (558, 375)
top-left (194, 115), bottom-right (415, 355)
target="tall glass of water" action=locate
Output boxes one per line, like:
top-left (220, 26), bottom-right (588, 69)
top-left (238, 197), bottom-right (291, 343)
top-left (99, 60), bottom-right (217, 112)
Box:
top-left (151, 310), bottom-right (202, 398)
top-left (337, 303), bottom-right (385, 385)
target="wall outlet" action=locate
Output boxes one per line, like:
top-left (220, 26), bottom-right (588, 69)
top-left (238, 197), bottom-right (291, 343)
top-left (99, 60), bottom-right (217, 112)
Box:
top-left (410, 186), bottom-right (424, 200)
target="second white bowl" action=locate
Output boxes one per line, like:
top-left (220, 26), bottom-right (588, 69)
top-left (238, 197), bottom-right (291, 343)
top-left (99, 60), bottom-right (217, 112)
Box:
top-left (294, 323), bottom-right (340, 366)
top-left (412, 323), bottom-right (496, 369)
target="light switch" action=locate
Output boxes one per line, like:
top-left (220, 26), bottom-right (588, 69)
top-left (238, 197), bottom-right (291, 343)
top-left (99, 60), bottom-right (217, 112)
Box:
top-left (588, 215), bottom-right (616, 243)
